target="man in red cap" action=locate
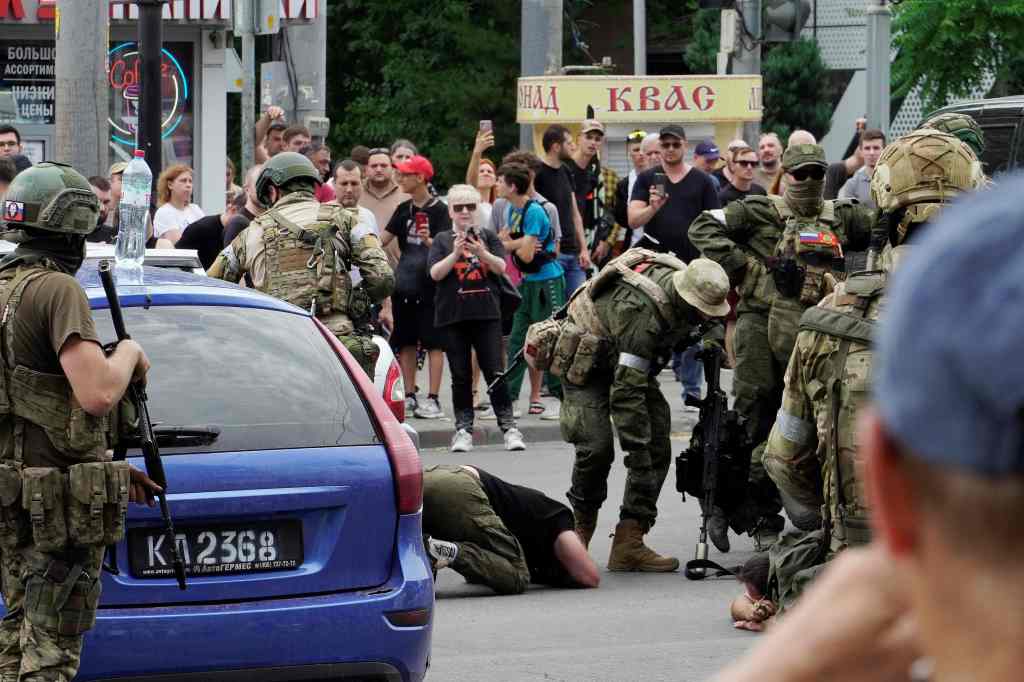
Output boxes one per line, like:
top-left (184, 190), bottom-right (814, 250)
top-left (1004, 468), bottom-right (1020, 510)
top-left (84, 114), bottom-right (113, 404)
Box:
top-left (381, 155), bottom-right (452, 419)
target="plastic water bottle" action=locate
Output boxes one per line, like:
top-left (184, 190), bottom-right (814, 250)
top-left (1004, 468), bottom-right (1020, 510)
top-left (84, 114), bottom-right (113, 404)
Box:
top-left (114, 150), bottom-right (152, 284)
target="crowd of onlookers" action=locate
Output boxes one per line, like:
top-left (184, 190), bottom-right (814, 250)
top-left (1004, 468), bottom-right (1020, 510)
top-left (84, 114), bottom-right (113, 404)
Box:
top-left (0, 113), bottom-right (880, 454)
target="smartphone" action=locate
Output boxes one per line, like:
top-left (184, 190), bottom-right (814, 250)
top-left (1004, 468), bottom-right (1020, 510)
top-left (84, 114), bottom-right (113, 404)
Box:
top-left (653, 172), bottom-right (667, 196)
top-left (479, 120), bottom-right (493, 133)
top-left (414, 211), bottom-right (429, 232)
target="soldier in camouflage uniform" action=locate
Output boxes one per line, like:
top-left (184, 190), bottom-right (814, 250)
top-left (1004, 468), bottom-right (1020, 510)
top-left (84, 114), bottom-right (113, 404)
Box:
top-left (761, 129), bottom-right (984, 610)
top-left (688, 144), bottom-right (876, 549)
top-left (208, 152), bottom-right (394, 377)
top-left (0, 163), bottom-right (158, 681)
top-left (548, 250), bottom-right (730, 572)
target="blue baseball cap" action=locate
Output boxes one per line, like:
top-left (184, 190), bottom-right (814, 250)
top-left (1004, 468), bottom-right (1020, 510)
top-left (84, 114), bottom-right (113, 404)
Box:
top-left (694, 141), bottom-right (720, 160)
top-left (874, 175), bottom-right (1024, 477)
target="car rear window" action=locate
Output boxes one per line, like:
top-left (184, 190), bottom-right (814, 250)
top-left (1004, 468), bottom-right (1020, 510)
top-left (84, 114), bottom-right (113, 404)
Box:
top-left (93, 305), bottom-right (380, 454)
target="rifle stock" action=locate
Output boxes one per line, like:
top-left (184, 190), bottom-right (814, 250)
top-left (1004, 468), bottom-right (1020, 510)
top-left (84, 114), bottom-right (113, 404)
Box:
top-left (98, 260), bottom-right (187, 590)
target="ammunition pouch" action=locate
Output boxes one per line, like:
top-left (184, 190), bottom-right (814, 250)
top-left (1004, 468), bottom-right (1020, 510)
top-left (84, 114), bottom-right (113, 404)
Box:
top-left (767, 257), bottom-right (805, 300)
top-left (524, 318), bottom-right (565, 372)
top-left (24, 552), bottom-right (101, 637)
top-left (0, 463), bottom-right (26, 550)
top-left (9, 366), bottom-right (109, 459)
top-left (21, 462), bottom-right (130, 552)
top-left (548, 321), bottom-right (582, 378)
top-left (565, 332), bottom-right (605, 386)
top-left (22, 468), bottom-right (68, 552)
top-left (67, 461), bottom-right (130, 547)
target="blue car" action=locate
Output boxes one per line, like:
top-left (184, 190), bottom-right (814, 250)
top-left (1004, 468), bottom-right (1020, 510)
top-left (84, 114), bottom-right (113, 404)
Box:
top-left (69, 263), bottom-right (433, 681)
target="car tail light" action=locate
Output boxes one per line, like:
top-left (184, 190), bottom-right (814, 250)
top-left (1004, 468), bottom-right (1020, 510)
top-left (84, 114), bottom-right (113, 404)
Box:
top-left (313, 318), bottom-right (423, 515)
top-left (384, 359), bottom-right (405, 422)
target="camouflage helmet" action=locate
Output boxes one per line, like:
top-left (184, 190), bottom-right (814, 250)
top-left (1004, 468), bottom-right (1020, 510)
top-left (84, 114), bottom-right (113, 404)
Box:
top-left (870, 130), bottom-right (983, 214)
top-left (254, 151), bottom-right (321, 206)
top-left (921, 112), bottom-right (985, 157)
top-left (1, 162), bottom-right (99, 235)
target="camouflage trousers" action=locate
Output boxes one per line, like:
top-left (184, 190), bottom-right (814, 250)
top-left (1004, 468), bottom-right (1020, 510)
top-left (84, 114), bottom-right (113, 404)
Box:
top-left (768, 528), bottom-right (829, 615)
top-left (422, 466), bottom-right (530, 595)
top-left (732, 310), bottom-right (791, 526)
top-left (562, 374), bottom-right (672, 529)
top-left (0, 537), bottom-right (105, 682)
top-left (337, 332), bottom-right (380, 379)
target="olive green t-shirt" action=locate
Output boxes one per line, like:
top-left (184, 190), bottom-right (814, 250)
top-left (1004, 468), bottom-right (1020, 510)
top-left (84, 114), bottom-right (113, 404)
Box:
top-left (2, 269), bottom-right (102, 468)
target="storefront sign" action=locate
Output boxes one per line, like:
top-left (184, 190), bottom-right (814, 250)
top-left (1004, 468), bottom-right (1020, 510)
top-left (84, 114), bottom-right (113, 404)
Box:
top-left (516, 75), bottom-right (763, 124)
top-left (0, 39), bottom-right (194, 164)
top-left (0, 0), bottom-right (317, 23)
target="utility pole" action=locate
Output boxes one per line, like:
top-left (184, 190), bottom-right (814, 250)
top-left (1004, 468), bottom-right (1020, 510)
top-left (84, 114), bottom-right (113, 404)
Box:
top-left (137, 0), bottom-right (167, 186)
top-left (732, 0), bottom-right (762, 143)
top-left (54, 0), bottom-right (109, 176)
top-left (283, 5), bottom-right (328, 142)
top-left (633, 0), bottom-right (647, 75)
top-left (865, 0), bottom-right (891, 136)
top-left (519, 0), bottom-right (563, 151)
top-left (241, 30), bottom-right (256, 172)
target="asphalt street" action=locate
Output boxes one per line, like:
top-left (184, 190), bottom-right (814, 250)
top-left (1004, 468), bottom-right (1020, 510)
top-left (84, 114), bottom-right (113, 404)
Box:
top-left (425, 434), bottom-right (762, 682)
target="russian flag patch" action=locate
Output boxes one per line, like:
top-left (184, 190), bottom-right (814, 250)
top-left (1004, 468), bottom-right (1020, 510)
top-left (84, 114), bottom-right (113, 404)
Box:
top-left (3, 200), bottom-right (25, 223)
top-left (799, 231), bottom-right (835, 246)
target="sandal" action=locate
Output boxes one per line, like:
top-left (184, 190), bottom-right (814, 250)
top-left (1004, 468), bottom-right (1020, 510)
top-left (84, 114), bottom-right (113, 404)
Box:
top-left (528, 401), bottom-right (545, 415)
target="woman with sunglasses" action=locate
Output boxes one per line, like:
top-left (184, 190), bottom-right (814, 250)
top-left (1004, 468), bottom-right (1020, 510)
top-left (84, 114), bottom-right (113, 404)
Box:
top-left (719, 146), bottom-right (767, 207)
top-left (428, 184), bottom-right (527, 453)
top-left (688, 143), bottom-right (876, 552)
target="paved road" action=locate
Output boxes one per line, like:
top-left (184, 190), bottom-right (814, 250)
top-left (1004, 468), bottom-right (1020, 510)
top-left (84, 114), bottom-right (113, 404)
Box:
top-left (425, 436), bottom-right (761, 682)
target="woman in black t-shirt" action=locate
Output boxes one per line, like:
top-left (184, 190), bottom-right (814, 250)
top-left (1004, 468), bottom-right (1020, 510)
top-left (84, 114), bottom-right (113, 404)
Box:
top-left (428, 185), bottom-right (526, 452)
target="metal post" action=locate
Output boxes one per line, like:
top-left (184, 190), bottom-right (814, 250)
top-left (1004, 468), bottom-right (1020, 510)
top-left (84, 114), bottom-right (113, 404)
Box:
top-left (54, 0), bottom-right (109, 176)
top-left (137, 0), bottom-right (166, 190)
top-left (633, 0), bottom-right (647, 76)
top-left (241, 31), bottom-right (256, 172)
top-left (733, 0), bottom-right (762, 142)
top-left (865, 0), bottom-right (891, 136)
top-left (520, 0), bottom-right (563, 151)
top-left (283, 6), bottom-right (328, 139)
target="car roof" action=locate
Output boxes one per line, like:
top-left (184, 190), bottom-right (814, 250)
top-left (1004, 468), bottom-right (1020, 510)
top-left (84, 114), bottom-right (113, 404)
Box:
top-left (930, 96), bottom-right (1024, 118)
top-left (76, 260), bottom-right (309, 316)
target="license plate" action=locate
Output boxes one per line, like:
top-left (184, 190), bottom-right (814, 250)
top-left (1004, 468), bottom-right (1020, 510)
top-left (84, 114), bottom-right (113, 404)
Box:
top-left (129, 520), bottom-right (303, 578)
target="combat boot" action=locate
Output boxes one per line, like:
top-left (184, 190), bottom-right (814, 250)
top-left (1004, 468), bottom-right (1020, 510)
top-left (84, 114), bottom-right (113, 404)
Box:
top-left (607, 519), bottom-right (680, 572)
top-left (574, 509), bottom-right (598, 549)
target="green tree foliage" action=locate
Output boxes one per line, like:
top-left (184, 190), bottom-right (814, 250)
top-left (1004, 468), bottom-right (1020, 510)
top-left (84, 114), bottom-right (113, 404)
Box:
top-left (325, 0), bottom-right (521, 189)
top-left (684, 9), bottom-right (720, 75)
top-left (892, 0), bottom-right (1024, 113)
top-left (761, 39), bottom-right (833, 141)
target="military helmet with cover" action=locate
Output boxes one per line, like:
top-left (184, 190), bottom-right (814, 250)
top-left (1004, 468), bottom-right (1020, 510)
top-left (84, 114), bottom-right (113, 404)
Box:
top-left (1, 162), bottom-right (99, 236)
top-left (870, 129), bottom-right (983, 245)
top-left (921, 112), bottom-right (985, 157)
top-left (255, 151), bottom-right (322, 206)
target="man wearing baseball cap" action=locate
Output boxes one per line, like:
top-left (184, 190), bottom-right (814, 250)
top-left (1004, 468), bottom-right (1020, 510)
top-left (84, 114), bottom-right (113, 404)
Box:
top-left (381, 155), bottom-right (452, 420)
top-left (692, 140), bottom-right (722, 192)
top-left (689, 143), bottom-right (875, 550)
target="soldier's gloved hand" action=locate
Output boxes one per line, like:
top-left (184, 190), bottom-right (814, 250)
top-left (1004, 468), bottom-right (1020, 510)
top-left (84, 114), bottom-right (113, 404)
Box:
top-left (129, 465), bottom-right (161, 507)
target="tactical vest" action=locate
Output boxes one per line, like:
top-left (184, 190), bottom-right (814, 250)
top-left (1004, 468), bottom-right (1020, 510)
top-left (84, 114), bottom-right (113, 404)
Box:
top-left (547, 249), bottom-right (685, 385)
top-left (0, 266), bottom-right (109, 465)
top-left (254, 196), bottom-right (356, 324)
top-left (797, 270), bottom-right (884, 550)
top-left (768, 196), bottom-right (843, 307)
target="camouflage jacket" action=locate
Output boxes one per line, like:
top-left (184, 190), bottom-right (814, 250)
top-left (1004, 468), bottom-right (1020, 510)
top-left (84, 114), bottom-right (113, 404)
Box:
top-left (688, 195), bottom-right (875, 314)
top-left (762, 267), bottom-right (888, 550)
top-left (207, 191), bottom-right (394, 335)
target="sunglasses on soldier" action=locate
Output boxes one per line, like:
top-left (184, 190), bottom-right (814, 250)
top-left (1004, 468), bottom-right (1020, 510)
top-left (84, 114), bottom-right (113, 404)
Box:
top-left (790, 166), bottom-right (826, 182)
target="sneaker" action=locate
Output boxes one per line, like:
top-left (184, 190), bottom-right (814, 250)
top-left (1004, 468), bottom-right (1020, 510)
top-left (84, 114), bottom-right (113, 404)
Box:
top-left (424, 535), bottom-right (459, 573)
top-left (539, 404), bottom-right (561, 421)
top-left (405, 394), bottom-right (418, 414)
top-left (503, 427), bottom-right (526, 451)
top-left (450, 429), bottom-right (473, 453)
top-left (414, 396), bottom-right (444, 419)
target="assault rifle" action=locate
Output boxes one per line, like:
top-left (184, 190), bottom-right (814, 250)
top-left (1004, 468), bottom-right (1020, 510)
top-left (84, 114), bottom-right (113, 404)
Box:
top-left (99, 260), bottom-right (188, 590)
top-left (676, 341), bottom-right (751, 580)
top-left (487, 298), bottom-right (572, 394)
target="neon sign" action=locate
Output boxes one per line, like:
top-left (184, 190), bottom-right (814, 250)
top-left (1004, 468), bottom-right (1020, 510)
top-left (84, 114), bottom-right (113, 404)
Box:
top-left (107, 42), bottom-right (190, 147)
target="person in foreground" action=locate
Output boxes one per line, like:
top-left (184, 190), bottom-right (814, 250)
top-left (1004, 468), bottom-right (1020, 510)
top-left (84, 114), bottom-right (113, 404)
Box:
top-left (0, 163), bottom-right (158, 681)
top-left (423, 465), bottom-right (599, 595)
top-left (712, 174), bottom-right (1024, 682)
